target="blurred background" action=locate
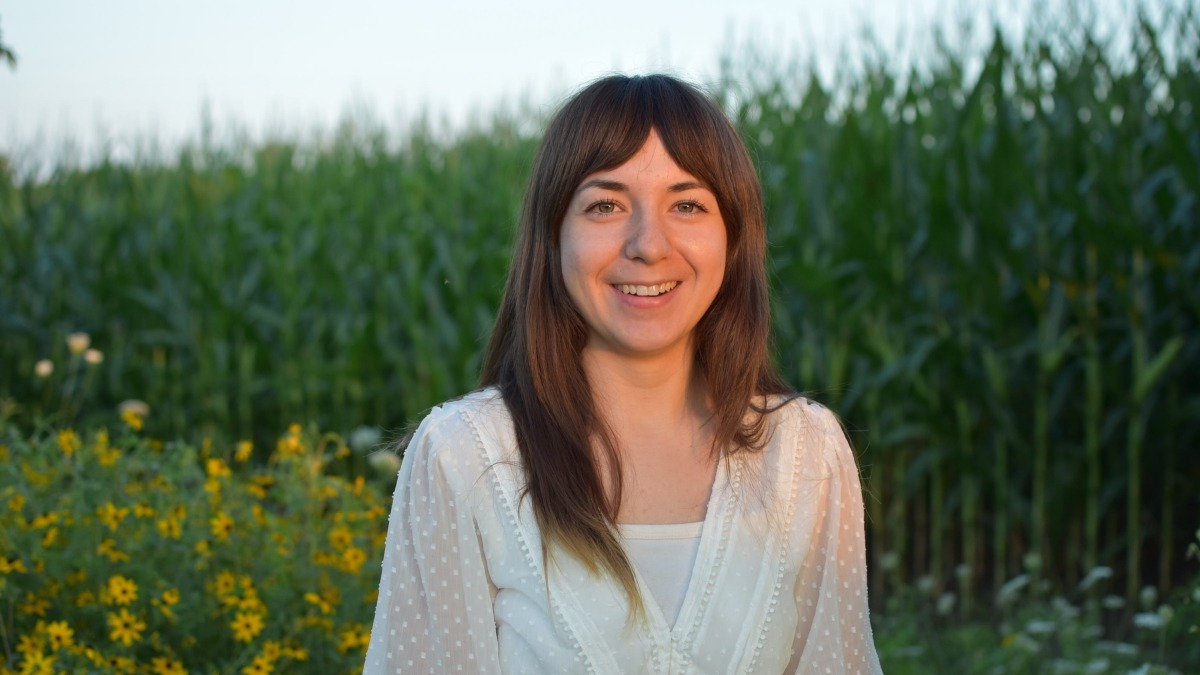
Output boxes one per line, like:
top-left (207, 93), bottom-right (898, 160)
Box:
top-left (1, 0), bottom-right (1197, 672)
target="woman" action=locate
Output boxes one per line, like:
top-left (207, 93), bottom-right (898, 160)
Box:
top-left (365, 74), bottom-right (883, 674)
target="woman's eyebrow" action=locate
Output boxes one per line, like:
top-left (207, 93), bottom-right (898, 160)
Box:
top-left (575, 178), bottom-right (626, 194)
top-left (574, 179), bottom-right (710, 194)
top-left (667, 181), bottom-right (708, 193)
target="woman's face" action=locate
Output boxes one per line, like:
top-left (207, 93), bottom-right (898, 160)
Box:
top-left (559, 130), bottom-right (727, 362)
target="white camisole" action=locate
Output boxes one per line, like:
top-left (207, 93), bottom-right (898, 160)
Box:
top-left (618, 521), bottom-right (705, 624)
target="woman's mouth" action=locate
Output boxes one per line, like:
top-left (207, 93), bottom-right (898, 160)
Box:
top-left (615, 282), bottom-right (678, 297)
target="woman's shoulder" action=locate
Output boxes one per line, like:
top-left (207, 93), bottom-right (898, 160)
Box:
top-left (759, 394), bottom-right (856, 477)
top-left (405, 387), bottom-right (514, 465)
top-left (761, 393), bottom-right (836, 432)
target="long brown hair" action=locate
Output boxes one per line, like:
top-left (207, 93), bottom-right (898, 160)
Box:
top-left (480, 74), bottom-right (790, 613)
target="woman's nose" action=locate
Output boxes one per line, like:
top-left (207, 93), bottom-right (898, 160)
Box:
top-left (623, 209), bottom-right (671, 263)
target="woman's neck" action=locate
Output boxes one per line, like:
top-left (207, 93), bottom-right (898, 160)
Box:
top-left (581, 344), bottom-right (705, 435)
top-left (581, 345), bottom-right (719, 523)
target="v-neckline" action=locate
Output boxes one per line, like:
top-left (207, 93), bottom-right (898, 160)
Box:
top-left (627, 453), bottom-right (734, 638)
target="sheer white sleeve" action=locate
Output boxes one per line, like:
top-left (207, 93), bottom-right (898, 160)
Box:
top-left (364, 406), bottom-right (502, 674)
top-left (788, 402), bottom-right (884, 675)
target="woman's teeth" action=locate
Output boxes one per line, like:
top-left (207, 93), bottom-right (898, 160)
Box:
top-left (617, 282), bottom-right (678, 297)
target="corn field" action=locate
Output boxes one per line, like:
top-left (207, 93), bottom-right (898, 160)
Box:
top-left (2, 2), bottom-right (1197, 614)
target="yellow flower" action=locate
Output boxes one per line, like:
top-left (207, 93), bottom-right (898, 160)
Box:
top-left (230, 612), bottom-right (265, 643)
top-left (261, 641), bottom-right (282, 660)
top-left (304, 592), bottom-right (333, 615)
top-left (16, 633), bottom-right (43, 656)
top-left (45, 620), bottom-right (74, 650)
top-left (97, 445), bottom-right (121, 466)
top-left (19, 650), bottom-right (56, 675)
top-left (275, 425), bottom-right (304, 458)
top-left (235, 440), bottom-right (254, 462)
top-left (206, 458), bottom-right (231, 479)
top-left (29, 513), bottom-right (58, 529)
top-left (7, 493), bottom-right (25, 512)
top-left (104, 575), bottom-right (139, 606)
top-left (241, 655), bottom-right (273, 675)
top-left (154, 588), bottom-right (181, 620)
top-left (328, 527), bottom-right (352, 551)
top-left (213, 571), bottom-right (237, 598)
top-left (98, 539), bottom-right (130, 563)
top-left (1, 556), bottom-right (28, 574)
top-left (210, 512), bottom-right (234, 542)
top-left (106, 655), bottom-right (136, 673)
top-left (281, 644), bottom-right (309, 661)
top-left (150, 657), bottom-right (187, 675)
top-left (97, 502), bottom-right (130, 531)
top-left (20, 593), bottom-right (49, 617)
top-left (120, 409), bottom-right (143, 431)
top-left (75, 591), bottom-right (96, 607)
top-left (106, 608), bottom-right (145, 646)
top-left (134, 503), bottom-right (156, 518)
top-left (339, 546), bottom-right (367, 574)
top-left (117, 400), bottom-right (149, 431)
top-left (156, 516), bottom-right (182, 540)
top-left (337, 624), bottom-right (370, 653)
top-left (57, 430), bottom-right (81, 458)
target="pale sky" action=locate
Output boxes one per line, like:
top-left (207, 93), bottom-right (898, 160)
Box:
top-left (0, 0), bottom-right (1145, 164)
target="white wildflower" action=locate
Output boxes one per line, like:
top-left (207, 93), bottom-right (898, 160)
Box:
top-left (997, 574), bottom-right (1031, 606)
top-left (1102, 595), bottom-right (1125, 610)
top-left (368, 450), bottom-right (402, 475)
top-left (1095, 641), bottom-right (1138, 656)
top-left (35, 359), bottom-right (54, 378)
top-left (1053, 596), bottom-right (1080, 619)
top-left (1078, 566), bottom-right (1113, 591)
top-left (66, 332), bottom-right (90, 354)
top-left (349, 426), bottom-right (382, 453)
top-left (1025, 619), bottom-right (1056, 635)
top-left (936, 592), bottom-right (956, 616)
top-left (1132, 612), bottom-right (1162, 630)
top-left (84, 348), bottom-right (104, 365)
top-left (118, 399), bottom-right (151, 417)
top-left (1138, 585), bottom-right (1157, 610)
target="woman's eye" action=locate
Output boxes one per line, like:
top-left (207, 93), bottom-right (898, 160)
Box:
top-left (676, 200), bottom-right (707, 214)
top-left (587, 200), bottom-right (618, 214)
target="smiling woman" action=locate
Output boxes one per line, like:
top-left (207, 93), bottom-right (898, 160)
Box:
top-left (364, 74), bottom-right (883, 674)
top-left (560, 129), bottom-right (728, 363)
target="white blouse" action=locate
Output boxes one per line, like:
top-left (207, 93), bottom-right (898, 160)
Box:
top-left (365, 388), bottom-right (883, 674)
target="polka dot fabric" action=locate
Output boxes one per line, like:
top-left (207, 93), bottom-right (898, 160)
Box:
top-left (364, 389), bottom-right (883, 674)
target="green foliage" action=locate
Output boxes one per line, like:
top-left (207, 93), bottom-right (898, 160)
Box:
top-left (0, 419), bottom-right (392, 673)
top-left (0, 1), bottom-right (1198, 667)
